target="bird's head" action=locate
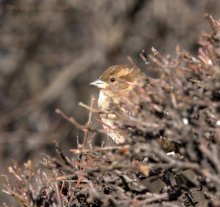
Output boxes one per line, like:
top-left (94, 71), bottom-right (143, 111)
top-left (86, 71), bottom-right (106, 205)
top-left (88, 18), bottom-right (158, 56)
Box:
top-left (90, 65), bottom-right (141, 91)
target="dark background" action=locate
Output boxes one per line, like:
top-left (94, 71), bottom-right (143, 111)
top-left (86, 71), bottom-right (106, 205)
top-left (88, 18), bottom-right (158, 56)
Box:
top-left (0, 0), bottom-right (220, 205)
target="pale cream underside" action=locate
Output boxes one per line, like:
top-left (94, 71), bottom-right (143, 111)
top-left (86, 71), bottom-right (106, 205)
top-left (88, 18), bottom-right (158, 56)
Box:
top-left (98, 90), bottom-right (125, 144)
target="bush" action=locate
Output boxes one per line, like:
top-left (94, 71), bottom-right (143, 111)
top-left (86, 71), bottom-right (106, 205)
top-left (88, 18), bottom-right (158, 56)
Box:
top-left (3, 15), bottom-right (220, 207)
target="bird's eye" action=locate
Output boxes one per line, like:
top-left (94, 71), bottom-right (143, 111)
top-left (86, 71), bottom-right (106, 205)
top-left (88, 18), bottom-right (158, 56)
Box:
top-left (110, 78), bottom-right (115, 82)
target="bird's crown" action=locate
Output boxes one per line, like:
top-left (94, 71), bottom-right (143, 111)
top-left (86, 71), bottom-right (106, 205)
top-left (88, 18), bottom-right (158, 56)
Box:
top-left (100, 65), bottom-right (141, 83)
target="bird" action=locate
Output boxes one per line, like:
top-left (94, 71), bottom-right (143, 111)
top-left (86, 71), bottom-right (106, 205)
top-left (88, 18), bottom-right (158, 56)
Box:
top-left (90, 65), bottom-right (145, 144)
top-left (90, 65), bottom-right (178, 153)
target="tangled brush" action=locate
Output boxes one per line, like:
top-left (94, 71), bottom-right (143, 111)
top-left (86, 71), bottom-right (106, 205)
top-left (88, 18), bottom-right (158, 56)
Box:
top-left (3, 15), bottom-right (220, 207)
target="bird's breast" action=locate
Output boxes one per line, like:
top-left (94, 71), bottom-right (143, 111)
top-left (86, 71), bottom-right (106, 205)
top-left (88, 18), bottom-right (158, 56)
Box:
top-left (98, 90), bottom-right (126, 144)
top-left (98, 90), bottom-right (110, 110)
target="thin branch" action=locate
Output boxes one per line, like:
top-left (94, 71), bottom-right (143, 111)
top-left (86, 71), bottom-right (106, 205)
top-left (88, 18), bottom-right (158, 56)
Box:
top-left (83, 95), bottom-right (95, 147)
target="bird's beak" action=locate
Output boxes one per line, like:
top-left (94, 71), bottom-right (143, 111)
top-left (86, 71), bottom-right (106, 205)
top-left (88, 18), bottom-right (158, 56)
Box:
top-left (90, 79), bottom-right (107, 89)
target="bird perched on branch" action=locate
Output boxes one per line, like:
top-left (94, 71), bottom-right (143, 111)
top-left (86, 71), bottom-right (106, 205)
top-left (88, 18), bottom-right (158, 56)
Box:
top-left (90, 65), bottom-right (178, 152)
top-left (90, 65), bottom-right (145, 144)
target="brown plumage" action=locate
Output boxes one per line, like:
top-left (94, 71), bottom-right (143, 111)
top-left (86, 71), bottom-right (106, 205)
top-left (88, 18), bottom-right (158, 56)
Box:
top-left (90, 65), bottom-right (145, 144)
top-left (90, 65), bottom-right (178, 152)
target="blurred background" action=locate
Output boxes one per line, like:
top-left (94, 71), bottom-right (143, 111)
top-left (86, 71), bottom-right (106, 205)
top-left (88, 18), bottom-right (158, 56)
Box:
top-left (0, 0), bottom-right (220, 204)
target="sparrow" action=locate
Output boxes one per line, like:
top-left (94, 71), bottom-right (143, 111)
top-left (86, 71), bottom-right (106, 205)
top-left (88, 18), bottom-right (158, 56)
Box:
top-left (90, 65), bottom-right (178, 152)
top-left (90, 65), bottom-right (145, 144)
